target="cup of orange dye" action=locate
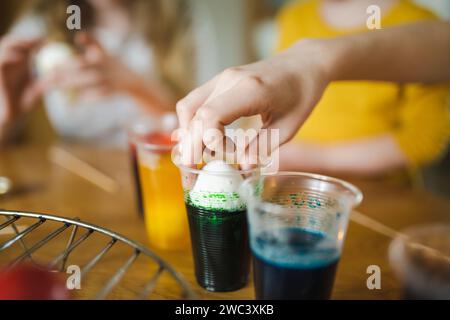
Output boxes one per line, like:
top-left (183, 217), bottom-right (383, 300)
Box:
top-left (130, 114), bottom-right (189, 250)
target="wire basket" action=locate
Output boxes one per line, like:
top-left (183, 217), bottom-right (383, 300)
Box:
top-left (0, 210), bottom-right (196, 300)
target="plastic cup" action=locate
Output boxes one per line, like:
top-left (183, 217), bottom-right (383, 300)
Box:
top-left (176, 163), bottom-right (259, 292)
top-left (240, 172), bottom-right (362, 300)
top-left (127, 114), bottom-right (178, 216)
top-left (132, 114), bottom-right (189, 250)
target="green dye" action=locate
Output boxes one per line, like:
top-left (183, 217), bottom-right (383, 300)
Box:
top-left (184, 189), bottom-right (246, 212)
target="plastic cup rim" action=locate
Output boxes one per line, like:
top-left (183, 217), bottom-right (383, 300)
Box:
top-left (241, 171), bottom-right (363, 208)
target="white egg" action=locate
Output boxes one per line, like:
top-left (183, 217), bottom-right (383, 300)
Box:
top-left (35, 42), bottom-right (74, 77)
top-left (0, 177), bottom-right (12, 195)
top-left (189, 160), bottom-right (245, 211)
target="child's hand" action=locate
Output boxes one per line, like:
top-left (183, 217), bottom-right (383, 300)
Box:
top-left (46, 32), bottom-right (141, 102)
top-left (176, 40), bottom-right (331, 162)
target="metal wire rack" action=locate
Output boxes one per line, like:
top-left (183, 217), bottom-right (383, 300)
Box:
top-left (0, 209), bottom-right (196, 300)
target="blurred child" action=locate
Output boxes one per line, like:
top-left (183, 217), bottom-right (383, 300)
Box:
top-left (276, 0), bottom-right (449, 177)
top-left (0, 0), bottom-right (206, 146)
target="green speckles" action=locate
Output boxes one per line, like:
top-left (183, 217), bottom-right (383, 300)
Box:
top-left (289, 193), bottom-right (305, 207)
top-left (185, 190), bottom-right (246, 212)
top-left (307, 197), bottom-right (321, 209)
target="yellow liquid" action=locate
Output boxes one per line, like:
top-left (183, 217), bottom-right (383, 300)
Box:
top-left (138, 149), bottom-right (189, 250)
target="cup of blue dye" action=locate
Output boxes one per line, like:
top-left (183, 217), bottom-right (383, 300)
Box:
top-left (240, 172), bottom-right (362, 300)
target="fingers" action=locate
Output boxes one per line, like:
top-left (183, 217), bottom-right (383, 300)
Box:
top-left (193, 73), bottom-right (269, 133)
top-left (176, 75), bottom-right (219, 129)
top-left (239, 124), bottom-right (280, 171)
top-left (265, 119), bottom-right (298, 147)
top-left (238, 110), bottom-right (308, 171)
top-left (75, 32), bottom-right (105, 63)
top-left (21, 78), bottom-right (47, 111)
top-left (42, 56), bottom-right (113, 100)
top-left (176, 67), bottom-right (261, 132)
top-left (0, 37), bottom-right (43, 67)
top-left (53, 56), bottom-right (89, 73)
top-left (44, 55), bottom-right (104, 91)
top-left (179, 70), bottom-right (272, 166)
top-left (0, 36), bottom-right (43, 53)
top-left (0, 51), bottom-right (26, 67)
top-left (241, 115), bottom-right (304, 168)
top-left (179, 66), bottom-right (271, 130)
top-left (203, 85), bottom-right (299, 171)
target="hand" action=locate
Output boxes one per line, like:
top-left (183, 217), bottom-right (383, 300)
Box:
top-left (176, 40), bottom-right (331, 163)
top-left (47, 32), bottom-right (141, 102)
top-left (0, 36), bottom-right (44, 137)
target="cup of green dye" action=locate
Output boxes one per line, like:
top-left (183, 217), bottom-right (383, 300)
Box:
top-left (177, 160), bottom-right (259, 292)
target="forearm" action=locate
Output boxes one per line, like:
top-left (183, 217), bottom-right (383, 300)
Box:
top-left (324, 135), bottom-right (408, 175)
top-left (280, 135), bottom-right (408, 176)
top-left (317, 21), bottom-right (450, 83)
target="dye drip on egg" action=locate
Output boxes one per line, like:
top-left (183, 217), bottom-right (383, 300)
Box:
top-left (185, 161), bottom-right (251, 292)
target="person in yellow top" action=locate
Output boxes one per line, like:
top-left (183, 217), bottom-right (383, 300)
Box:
top-left (276, 0), bottom-right (449, 176)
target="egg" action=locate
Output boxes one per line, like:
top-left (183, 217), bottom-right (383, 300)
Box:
top-left (0, 177), bottom-right (12, 195)
top-left (189, 160), bottom-right (245, 211)
top-left (35, 42), bottom-right (74, 77)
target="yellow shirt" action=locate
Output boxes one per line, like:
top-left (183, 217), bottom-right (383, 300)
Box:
top-left (277, 0), bottom-right (450, 169)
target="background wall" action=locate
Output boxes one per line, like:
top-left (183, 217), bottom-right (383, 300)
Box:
top-left (415, 0), bottom-right (450, 19)
top-left (193, 0), bottom-right (249, 74)
top-left (250, 0), bottom-right (450, 60)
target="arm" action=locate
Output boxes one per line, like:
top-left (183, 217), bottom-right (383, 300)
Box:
top-left (279, 136), bottom-right (407, 176)
top-left (280, 84), bottom-right (449, 176)
top-left (48, 32), bottom-right (175, 113)
top-left (325, 21), bottom-right (450, 83)
top-left (176, 20), bottom-right (450, 161)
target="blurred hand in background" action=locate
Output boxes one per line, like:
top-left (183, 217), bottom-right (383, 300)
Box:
top-left (44, 32), bottom-right (174, 109)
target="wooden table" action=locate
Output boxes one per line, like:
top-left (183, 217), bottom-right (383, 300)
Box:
top-left (1, 143), bottom-right (449, 300)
